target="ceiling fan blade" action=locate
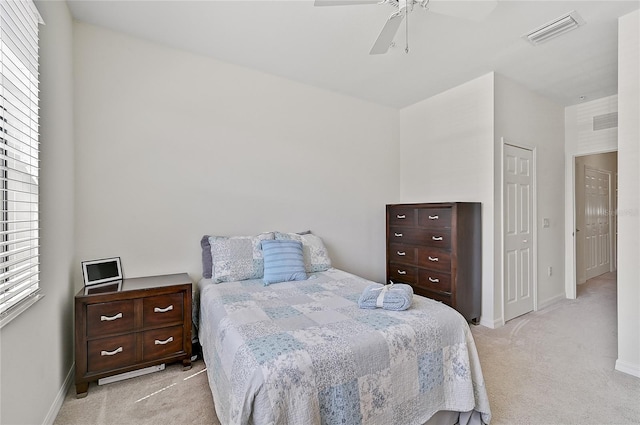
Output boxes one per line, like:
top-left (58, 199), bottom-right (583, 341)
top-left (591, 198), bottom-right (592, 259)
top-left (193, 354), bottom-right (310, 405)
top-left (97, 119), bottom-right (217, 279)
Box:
top-left (426, 0), bottom-right (497, 21)
top-left (314, 0), bottom-right (379, 6)
top-left (370, 12), bottom-right (404, 55)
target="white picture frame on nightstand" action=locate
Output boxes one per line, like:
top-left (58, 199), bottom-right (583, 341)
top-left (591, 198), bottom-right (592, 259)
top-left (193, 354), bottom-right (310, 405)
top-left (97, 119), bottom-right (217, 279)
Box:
top-left (81, 257), bottom-right (123, 287)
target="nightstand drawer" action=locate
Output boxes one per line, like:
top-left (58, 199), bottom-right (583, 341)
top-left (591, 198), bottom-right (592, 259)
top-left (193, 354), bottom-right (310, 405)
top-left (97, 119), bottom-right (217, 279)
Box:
top-left (142, 326), bottom-right (184, 361)
top-left (143, 293), bottom-right (184, 327)
top-left (88, 334), bottom-right (136, 372)
top-left (86, 300), bottom-right (135, 338)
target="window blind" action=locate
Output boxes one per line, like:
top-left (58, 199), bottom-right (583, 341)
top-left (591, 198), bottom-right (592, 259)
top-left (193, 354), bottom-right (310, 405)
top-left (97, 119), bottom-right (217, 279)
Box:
top-left (0, 0), bottom-right (43, 325)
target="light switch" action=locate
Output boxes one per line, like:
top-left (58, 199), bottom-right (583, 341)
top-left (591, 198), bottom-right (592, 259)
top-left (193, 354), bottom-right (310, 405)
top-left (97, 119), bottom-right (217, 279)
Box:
top-left (543, 218), bottom-right (550, 228)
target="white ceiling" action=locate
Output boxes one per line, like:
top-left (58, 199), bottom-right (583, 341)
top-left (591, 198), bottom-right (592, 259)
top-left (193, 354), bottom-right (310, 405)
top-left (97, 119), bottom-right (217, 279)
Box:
top-left (65, 0), bottom-right (640, 109)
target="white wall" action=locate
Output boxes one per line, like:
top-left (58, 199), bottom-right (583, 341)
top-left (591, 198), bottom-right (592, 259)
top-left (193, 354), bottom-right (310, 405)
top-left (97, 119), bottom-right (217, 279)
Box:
top-left (565, 95), bottom-right (618, 155)
top-left (399, 73), bottom-right (496, 325)
top-left (616, 9), bottom-right (640, 378)
top-left (399, 72), bottom-right (565, 328)
top-left (0, 1), bottom-right (76, 424)
top-left (73, 23), bottom-right (399, 284)
top-left (494, 73), bottom-right (566, 317)
top-left (564, 95), bottom-right (618, 297)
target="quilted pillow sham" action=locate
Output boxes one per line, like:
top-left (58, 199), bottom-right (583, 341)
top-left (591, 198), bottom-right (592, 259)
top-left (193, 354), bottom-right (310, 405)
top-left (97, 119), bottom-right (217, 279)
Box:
top-left (206, 232), bottom-right (275, 283)
top-left (274, 231), bottom-right (332, 273)
top-left (261, 240), bottom-right (307, 285)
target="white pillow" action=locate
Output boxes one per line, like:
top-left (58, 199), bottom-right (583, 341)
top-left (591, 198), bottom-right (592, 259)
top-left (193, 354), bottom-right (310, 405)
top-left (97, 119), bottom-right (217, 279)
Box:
top-left (274, 231), bottom-right (332, 273)
top-left (208, 232), bottom-right (275, 282)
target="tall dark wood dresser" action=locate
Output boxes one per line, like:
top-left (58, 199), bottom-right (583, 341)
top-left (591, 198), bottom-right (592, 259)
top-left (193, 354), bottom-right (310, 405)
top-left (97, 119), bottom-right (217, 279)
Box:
top-left (386, 202), bottom-right (481, 323)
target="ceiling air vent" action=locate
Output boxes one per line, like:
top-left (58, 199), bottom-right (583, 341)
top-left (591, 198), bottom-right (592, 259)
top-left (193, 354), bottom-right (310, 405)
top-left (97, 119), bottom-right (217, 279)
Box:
top-left (523, 11), bottom-right (585, 46)
top-left (593, 112), bottom-right (618, 131)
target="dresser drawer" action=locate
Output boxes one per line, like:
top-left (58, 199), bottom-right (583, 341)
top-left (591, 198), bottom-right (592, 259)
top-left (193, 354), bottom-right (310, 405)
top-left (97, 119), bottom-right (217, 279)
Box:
top-left (417, 288), bottom-right (452, 306)
top-left (417, 247), bottom-right (451, 272)
top-left (388, 207), bottom-right (416, 227)
top-left (388, 264), bottom-right (418, 285)
top-left (142, 325), bottom-right (184, 361)
top-left (417, 269), bottom-right (452, 293)
top-left (417, 208), bottom-right (452, 228)
top-left (389, 244), bottom-right (417, 264)
top-left (87, 334), bottom-right (136, 372)
top-left (86, 300), bottom-right (135, 338)
top-left (143, 293), bottom-right (183, 327)
top-left (389, 227), bottom-right (451, 249)
top-left (424, 229), bottom-right (451, 249)
top-left (389, 227), bottom-right (427, 245)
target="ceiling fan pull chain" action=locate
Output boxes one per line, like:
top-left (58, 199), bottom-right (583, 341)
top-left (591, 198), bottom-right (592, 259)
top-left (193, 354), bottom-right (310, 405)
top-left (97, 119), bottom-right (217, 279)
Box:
top-left (405, 0), bottom-right (409, 53)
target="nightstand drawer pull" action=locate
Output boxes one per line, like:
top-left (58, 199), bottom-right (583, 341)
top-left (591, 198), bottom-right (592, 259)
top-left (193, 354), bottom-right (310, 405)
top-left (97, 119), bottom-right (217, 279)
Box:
top-left (428, 256), bottom-right (439, 262)
top-left (396, 214), bottom-right (406, 219)
top-left (397, 270), bottom-right (407, 275)
top-left (101, 347), bottom-right (123, 356)
top-left (154, 305), bottom-right (174, 313)
top-left (100, 313), bottom-right (123, 322)
top-left (428, 277), bottom-right (440, 283)
top-left (428, 215), bottom-right (439, 220)
top-left (432, 236), bottom-right (443, 241)
top-left (397, 251), bottom-right (406, 256)
top-left (155, 336), bottom-right (174, 345)
top-left (394, 233), bottom-right (403, 237)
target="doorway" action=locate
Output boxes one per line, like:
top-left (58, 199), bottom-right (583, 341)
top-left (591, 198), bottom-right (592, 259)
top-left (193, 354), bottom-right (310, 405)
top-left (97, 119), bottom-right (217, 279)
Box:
top-left (574, 152), bottom-right (617, 286)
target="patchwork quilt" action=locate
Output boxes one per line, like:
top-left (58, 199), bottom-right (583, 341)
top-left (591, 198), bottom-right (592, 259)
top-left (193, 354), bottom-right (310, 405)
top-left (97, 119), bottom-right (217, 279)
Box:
top-left (198, 269), bottom-right (491, 425)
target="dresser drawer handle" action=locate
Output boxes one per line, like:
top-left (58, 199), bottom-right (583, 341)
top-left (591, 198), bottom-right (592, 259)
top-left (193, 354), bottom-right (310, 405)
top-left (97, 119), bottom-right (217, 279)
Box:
top-left (396, 214), bottom-right (406, 219)
top-left (432, 236), bottom-right (444, 241)
top-left (428, 215), bottom-right (439, 220)
top-left (394, 233), bottom-right (403, 237)
top-left (154, 305), bottom-right (174, 313)
top-left (428, 277), bottom-right (440, 283)
top-left (101, 347), bottom-right (123, 356)
top-left (397, 270), bottom-right (407, 275)
top-left (397, 251), bottom-right (406, 256)
top-left (100, 313), bottom-right (123, 322)
top-left (428, 256), bottom-right (439, 262)
top-left (155, 336), bottom-right (174, 345)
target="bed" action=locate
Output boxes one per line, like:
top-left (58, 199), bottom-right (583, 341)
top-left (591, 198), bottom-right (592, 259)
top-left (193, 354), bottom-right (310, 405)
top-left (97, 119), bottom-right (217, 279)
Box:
top-left (196, 232), bottom-right (491, 425)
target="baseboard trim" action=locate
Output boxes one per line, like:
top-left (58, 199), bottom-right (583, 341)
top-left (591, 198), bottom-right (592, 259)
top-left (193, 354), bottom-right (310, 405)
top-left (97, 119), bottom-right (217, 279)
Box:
top-left (43, 362), bottom-right (74, 425)
top-left (537, 293), bottom-right (565, 310)
top-left (615, 359), bottom-right (640, 378)
top-left (479, 316), bottom-right (503, 329)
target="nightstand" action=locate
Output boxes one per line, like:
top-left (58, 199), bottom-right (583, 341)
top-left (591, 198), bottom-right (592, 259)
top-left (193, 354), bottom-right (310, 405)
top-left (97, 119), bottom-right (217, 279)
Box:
top-left (74, 273), bottom-right (193, 398)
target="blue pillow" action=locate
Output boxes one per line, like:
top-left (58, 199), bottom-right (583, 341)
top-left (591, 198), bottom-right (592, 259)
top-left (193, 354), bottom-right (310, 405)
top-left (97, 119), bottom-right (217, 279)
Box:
top-left (261, 240), bottom-right (307, 285)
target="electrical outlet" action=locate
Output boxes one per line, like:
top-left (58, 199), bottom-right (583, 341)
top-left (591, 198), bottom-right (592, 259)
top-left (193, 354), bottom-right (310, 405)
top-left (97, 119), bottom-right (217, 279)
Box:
top-left (548, 266), bottom-right (552, 276)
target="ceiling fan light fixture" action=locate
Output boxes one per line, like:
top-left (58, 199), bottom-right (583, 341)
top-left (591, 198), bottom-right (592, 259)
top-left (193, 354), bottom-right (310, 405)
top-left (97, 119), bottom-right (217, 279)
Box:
top-left (523, 11), bottom-right (585, 46)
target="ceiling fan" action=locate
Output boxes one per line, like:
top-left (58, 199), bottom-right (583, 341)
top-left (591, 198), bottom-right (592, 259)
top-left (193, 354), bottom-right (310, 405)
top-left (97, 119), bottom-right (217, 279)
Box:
top-left (314, 0), bottom-right (498, 55)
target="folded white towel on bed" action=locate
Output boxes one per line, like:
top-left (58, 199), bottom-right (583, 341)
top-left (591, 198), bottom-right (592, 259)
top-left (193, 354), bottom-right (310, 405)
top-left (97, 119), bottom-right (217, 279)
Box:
top-left (358, 282), bottom-right (413, 311)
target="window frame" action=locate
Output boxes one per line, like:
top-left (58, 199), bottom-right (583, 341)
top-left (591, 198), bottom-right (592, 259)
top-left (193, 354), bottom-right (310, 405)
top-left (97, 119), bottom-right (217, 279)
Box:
top-left (0, 0), bottom-right (44, 329)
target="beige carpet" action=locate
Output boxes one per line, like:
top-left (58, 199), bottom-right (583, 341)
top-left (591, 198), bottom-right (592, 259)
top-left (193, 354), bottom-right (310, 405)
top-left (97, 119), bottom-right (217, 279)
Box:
top-left (472, 272), bottom-right (640, 425)
top-left (54, 272), bottom-right (640, 425)
top-left (54, 360), bottom-right (219, 425)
